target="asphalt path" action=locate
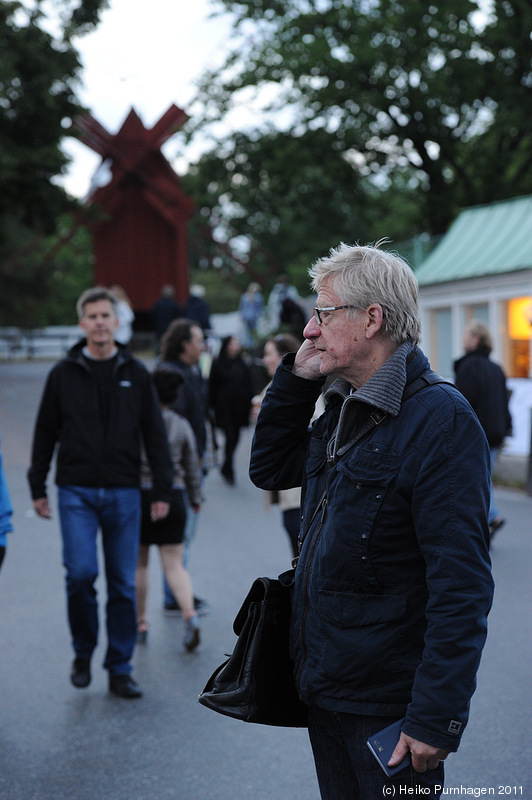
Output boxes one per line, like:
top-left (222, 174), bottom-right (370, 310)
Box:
top-left (0, 359), bottom-right (530, 800)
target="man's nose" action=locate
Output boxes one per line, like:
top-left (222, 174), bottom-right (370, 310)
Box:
top-left (303, 316), bottom-right (320, 339)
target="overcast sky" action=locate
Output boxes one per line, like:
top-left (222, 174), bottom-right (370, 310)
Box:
top-left (61, 0), bottom-right (235, 198)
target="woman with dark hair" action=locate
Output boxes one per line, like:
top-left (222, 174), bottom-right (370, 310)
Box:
top-left (252, 333), bottom-right (324, 557)
top-left (208, 336), bottom-right (254, 485)
top-left (157, 319), bottom-right (208, 612)
top-left (252, 334), bottom-right (303, 555)
top-left (136, 367), bottom-right (203, 651)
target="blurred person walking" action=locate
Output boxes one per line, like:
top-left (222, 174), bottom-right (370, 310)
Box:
top-left (0, 435), bottom-right (13, 572)
top-left (239, 282), bottom-right (264, 349)
top-left (208, 335), bottom-right (254, 486)
top-left (266, 274), bottom-right (303, 332)
top-left (252, 333), bottom-right (305, 556)
top-left (158, 319), bottom-right (209, 612)
top-left (136, 367), bottom-right (203, 652)
top-left (184, 284), bottom-right (211, 334)
top-left (27, 287), bottom-right (173, 699)
top-left (152, 285), bottom-right (182, 352)
top-left (110, 285), bottom-right (135, 346)
top-left (454, 319), bottom-right (512, 541)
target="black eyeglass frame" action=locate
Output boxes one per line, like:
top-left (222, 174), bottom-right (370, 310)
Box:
top-left (313, 305), bottom-right (355, 325)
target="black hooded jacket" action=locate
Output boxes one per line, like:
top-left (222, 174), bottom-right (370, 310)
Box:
top-left (28, 341), bottom-right (173, 501)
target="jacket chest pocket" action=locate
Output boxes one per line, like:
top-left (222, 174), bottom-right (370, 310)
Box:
top-left (333, 444), bottom-right (399, 541)
top-left (306, 433), bottom-right (328, 477)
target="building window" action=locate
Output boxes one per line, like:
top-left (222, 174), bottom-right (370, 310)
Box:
top-left (465, 304), bottom-right (489, 324)
top-left (508, 296), bottom-right (531, 378)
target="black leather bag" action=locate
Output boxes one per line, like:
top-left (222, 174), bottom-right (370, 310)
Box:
top-left (198, 576), bottom-right (308, 727)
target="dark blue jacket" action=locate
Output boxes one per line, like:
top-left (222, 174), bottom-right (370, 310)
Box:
top-left (250, 346), bottom-right (494, 752)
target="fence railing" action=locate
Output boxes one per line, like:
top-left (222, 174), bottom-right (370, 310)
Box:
top-left (0, 327), bottom-right (83, 360)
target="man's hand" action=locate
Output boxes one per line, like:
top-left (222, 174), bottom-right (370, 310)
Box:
top-left (150, 501), bottom-right (170, 522)
top-left (34, 497), bottom-right (51, 519)
top-left (389, 733), bottom-right (448, 773)
top-left (293, 339), bottom-right (323, 381)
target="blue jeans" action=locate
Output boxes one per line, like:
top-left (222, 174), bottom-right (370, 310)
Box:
top-left (58, 485), bottom-right (140, 676)
top-left (308, 706), bottom-right (444, 800)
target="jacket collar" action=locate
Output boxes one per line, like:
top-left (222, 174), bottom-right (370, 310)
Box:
top-left (325, 341), bottom-right (419, 418)
top-left (66, 339), bottom-right (132, 367)
top-left (454, 345), bottom-right (491, 372)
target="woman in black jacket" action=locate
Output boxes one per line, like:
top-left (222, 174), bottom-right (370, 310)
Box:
top-left (208, 336), bottom-right (254, 485)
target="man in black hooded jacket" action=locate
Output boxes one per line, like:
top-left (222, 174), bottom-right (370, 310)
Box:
top-left (28, 287), bottom-right (173, 699)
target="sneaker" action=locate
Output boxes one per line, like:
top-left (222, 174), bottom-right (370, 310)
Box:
top-left (183, 616), bottom-right (201, 652)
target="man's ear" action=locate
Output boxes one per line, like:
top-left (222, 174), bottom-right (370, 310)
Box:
top-left (365, 304), bottom-right (384, 338)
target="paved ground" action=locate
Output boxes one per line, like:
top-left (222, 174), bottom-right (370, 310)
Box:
top-left (0, 360), bottom-right (530, 800)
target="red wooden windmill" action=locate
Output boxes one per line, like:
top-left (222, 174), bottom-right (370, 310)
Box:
top-left (75, 104), bottom-right (194, 314)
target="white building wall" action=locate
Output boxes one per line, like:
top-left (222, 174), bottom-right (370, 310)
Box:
top-left (419, 269), bottom-right (532, 456)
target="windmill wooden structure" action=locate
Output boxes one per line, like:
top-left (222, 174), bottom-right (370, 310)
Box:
top-left (75, 104), bottom-right (194, 318)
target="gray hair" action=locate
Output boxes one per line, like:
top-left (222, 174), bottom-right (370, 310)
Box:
top-left (76, 287), bottom-right (118, 319)
top-left (309, 242), bottom-right (421, 345)
top-left (466, 319), bottom-right (492, 353)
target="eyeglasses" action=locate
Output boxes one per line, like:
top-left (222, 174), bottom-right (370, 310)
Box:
top-left (313, 305), bottom-right (355, 325)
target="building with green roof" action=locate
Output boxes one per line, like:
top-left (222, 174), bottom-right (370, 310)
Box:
top-left (416, 195), bottom-right (532, 455)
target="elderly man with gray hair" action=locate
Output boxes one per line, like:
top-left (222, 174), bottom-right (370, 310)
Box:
top-left (250, 243), bottom-right (494, 799)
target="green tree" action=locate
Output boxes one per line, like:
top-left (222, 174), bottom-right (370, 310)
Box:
top-left (0, 0), bottom-right (108, 325)
top-left (183, 126), bottom-right (422, 293)
top-left (186, 0), bottom-right (531, 272)
top-left (0, 217), bottom-right (94, 327)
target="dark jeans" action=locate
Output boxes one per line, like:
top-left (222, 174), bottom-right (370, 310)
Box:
top-left (308, 706), bottom-right (444, 800)
top-left (58, 485), bottom-right (140, 676)
top-left (220, 421), bottom-right (242, 481)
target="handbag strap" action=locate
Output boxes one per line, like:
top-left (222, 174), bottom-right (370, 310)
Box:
top-left (402, 369), bottom-right (452, 400)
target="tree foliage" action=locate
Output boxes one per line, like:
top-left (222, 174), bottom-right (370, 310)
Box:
top-left (184, 0), bottom-right (532, 287)
top-left (182, 126), bottom-right (422, 293)
top-left (0, 0), bottom-right (108, 325)
top-left (0, 216), bottom-right (94, 327)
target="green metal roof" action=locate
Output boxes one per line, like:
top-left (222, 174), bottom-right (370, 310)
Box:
top-left (415, 195), bottom-right (532, 286)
